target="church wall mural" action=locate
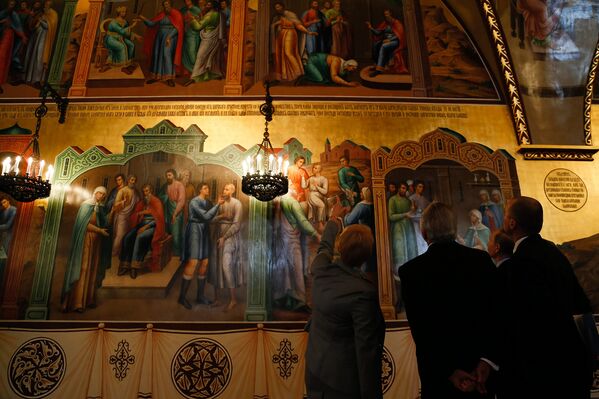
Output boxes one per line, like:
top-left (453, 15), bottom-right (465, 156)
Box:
top-left (1, 100), bottom-right (598, 322)
top-left (0, 0), bottom-right (502, 99)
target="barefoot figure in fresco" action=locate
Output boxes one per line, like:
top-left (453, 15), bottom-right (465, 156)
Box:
top-left (366, 8), bottom-right (408, 77)
top-left (61, 187), bottom-right (110, 313)
top-left (210, 183), bottom-right (243, 311)
top-left (139, 0), bottom-right (184, 87)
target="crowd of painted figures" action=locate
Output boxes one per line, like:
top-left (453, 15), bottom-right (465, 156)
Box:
top-left (386, 180), bottom-right (506, 276)
top-left (271, 0), bottom-right (409, 87)
top-left (60, 169), bottom-right (243, 313)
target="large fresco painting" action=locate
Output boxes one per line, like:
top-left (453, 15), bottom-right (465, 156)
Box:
top-left (270, 138), bottom-right (373, 320)
top-left (83, 0), bottom-right (231, 96)
top-left (246, 0), bottom-right (499, 98)
top-left (494, 0), bottom-right (599, 144)
top-left (1, 0), bottom-right (500, 99)
top-left (0, 0), bottom-right (65, 97)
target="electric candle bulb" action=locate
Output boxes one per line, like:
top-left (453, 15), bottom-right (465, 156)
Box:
top-left (13, 156), bottom-right (21, 174)
top-left (46, 165), bottom-right (54, 181)
top-left (256, 154), bottom-right (262, 174)
top-left (242, 160), bottom-right (248, 175)
top-left (268, 154), bottom-right (274, 172)
top-left (38, 160), bottom-right (45, 178)
top-left (26, 157), bottom-right (33, 175)
top-left (2, 157), bottom-right (11, 175)
top-left (283, 160), bottom-right (290, 176)
top-left (277, 156), bottom-right (283, 174)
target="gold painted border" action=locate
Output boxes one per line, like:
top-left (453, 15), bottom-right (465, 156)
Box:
top-left (583, 38), bottom-right (599, 146)
top-left (479, 0), bottom-right (531, 145)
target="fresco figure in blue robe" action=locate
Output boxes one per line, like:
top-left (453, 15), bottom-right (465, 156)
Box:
top-left (140, 0), bottom-right (184, 87)
top-left (61, 186), bottom-right (110, 313)
top-left (104, 6), bottom-right (141, 69)
top-left (178, 182), bottom-right (222, 309)
top-left (302, 0), bottom-right (325, 56)
top-left (180, 0), bottom-right (202, 75)
top-left (337, 155), bottom-right (364, 206)
top-left (458, 209), bottom-right (491, 251)
top-left (22, 0), bottom-right (58, 86)
top-left (0, 196), bottom-right (17, 255)
top-left (344, 187), bottom-right (376, 274)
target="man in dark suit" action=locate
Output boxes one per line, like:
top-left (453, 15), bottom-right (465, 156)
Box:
top-left (501, 196), bottom-right (592, 398)
top-left (399, 202), bottom-right (499, 398)
top-left (305, 218), bottom-right (386, 399)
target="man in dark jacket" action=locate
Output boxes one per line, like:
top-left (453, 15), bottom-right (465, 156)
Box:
top-left (305, 217), bottom-right (385, 399)
top-left (501, 196), bottom-right (592, 398)
top-left (399, 202), bottom-right (499, 398)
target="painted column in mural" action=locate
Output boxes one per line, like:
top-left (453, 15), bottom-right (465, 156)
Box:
top-left (244, 199), bottom-right (268, 321)
top-left (223, 0), bottom-right (247, 95)
top-left (47, 0), bottom-right (78, 88)
top-left (68, 0), bottom-right (104, 97)
top-left (402, 0), bottom-right (432, 97)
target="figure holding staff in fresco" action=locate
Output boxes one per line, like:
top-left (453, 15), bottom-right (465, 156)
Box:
top-left (270, 1), bottom-right (317, 82)
top-left (119, 184), bottom-right (167, 278)
top-left (178, 182), bottom-right (222, 309)
top-left (388, 182), bottom-right (417, 273)
top-left (366, 9), bottom-right (408, 77)
top-left (159, 168), bottom-right (186, 257)
top-left (180, 0), bottom-right (202, 75)
top-left (103, 6), bottom-right (142, 73)
top-left (305, 163), bottom-right (328, 232)
top-left (61, 186), bottom-right (110, 313)
top-left (22, 0), bottom-right (57, 88)
top-left (139, 0), bottom-right (183, 87)
top-left (337, 155), bottom-right (364, 207)
top-left (184, 0), bottom-right (225, 84)
top-left (301, 53), bottom-right (358, 86)
top-left (209, 183), bottom-right (243, 311)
